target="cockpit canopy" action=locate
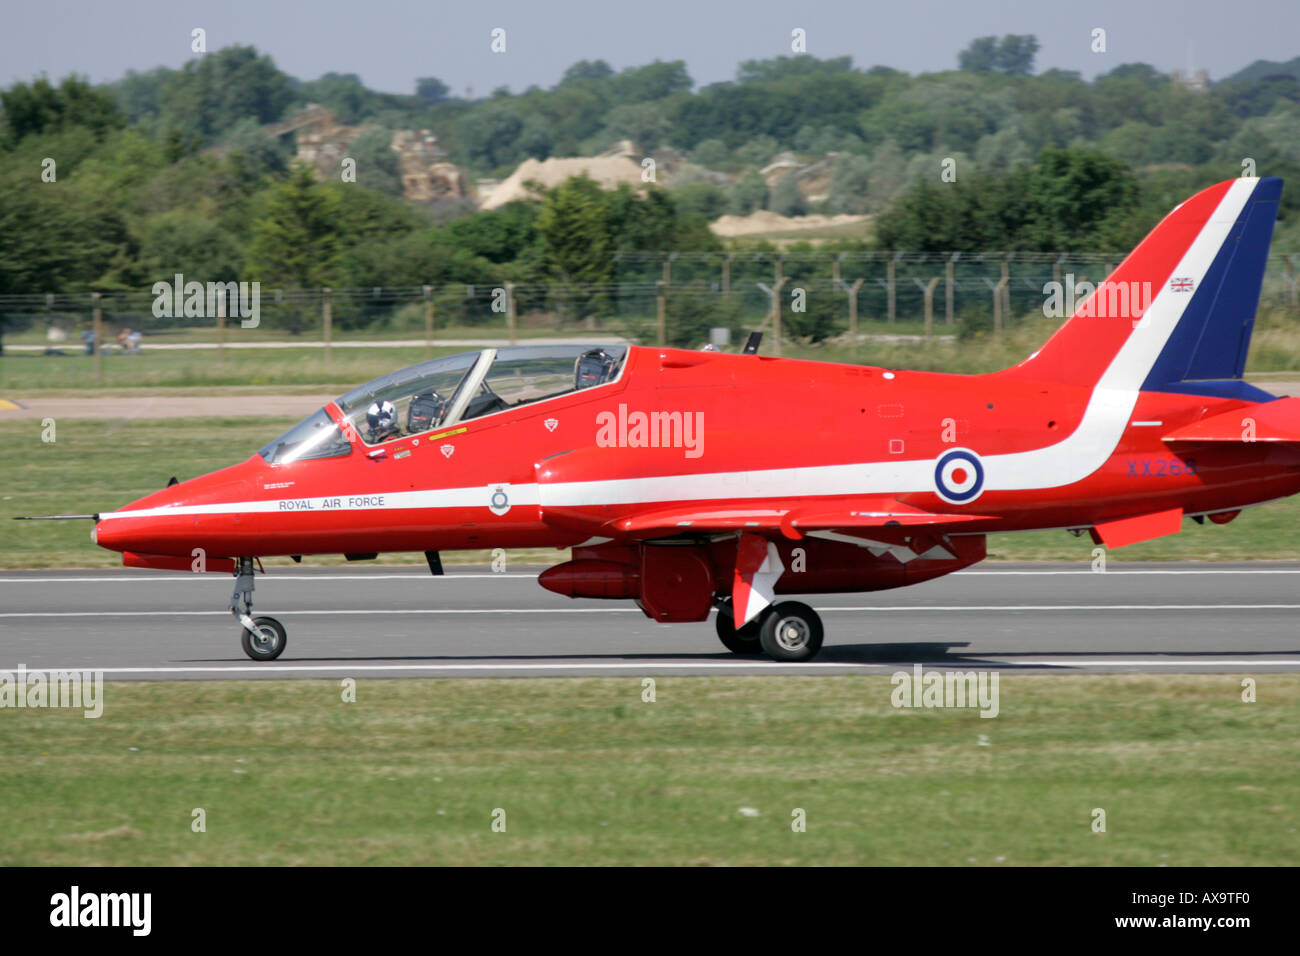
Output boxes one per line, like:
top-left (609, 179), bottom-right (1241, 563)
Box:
top-left (258, 344), bottom-right (627, 465)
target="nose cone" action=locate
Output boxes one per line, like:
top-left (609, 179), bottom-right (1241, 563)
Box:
top-left (94, 457), bottom-right (262, 558)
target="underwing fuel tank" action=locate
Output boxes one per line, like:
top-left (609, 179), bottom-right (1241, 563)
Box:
top-left (538, 560), bottom-right (640, 599)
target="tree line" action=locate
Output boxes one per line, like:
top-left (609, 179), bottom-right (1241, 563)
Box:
top-left (2, 38), bottom-right (1299, 310)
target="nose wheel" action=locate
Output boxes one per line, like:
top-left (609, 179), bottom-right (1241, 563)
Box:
top-left (241, 616), bottom-right (287, 661)
top-left (230, 557), bottom-right (287, 661)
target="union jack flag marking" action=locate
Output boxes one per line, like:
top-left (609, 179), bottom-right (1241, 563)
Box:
top-left (1170, 277), bottom-right (1194, 292)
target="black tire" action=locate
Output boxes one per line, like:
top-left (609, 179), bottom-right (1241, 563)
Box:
top-left (759, 601), bottom-right (824, 662)
top-left (241, 615), bottom-right (287, 661)
top-left (714, 602), bottom-right (764, 655)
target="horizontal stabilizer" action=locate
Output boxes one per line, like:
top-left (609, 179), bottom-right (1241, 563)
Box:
top-left (1163, 396), bottom-right (1300, 443)
top-left (1090, 508), bottom-right (1183, 549)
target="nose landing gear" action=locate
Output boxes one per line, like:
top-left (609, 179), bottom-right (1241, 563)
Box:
top-left (230, 557), bottom-right (286, 661)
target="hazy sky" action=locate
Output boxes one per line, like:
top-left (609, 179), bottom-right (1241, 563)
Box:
top-left (5, 0), bottom-right (1298, 94)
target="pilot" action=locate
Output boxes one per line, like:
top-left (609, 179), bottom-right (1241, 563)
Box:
top-left (575, 348), bottom-right (617, 390)
top-left (407, 391), bottom-right (447, 434)
top-left (365, 400), bottom-right (401, 443)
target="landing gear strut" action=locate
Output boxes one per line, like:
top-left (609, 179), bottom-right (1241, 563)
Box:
top-left (230, 557), bottom-right (286, 661)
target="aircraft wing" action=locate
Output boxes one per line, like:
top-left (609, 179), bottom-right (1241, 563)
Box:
top-left (604, 499), bottom-right (998, 540)
top-left (1163, 396), bottom-right (1300, 443)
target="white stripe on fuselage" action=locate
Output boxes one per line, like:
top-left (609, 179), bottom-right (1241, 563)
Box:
top-left (99, 181), bottom-right (1255, 523)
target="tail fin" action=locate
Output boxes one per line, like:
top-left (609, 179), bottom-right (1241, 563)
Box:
top-left (1005, 176), bottom-right (1282, 401)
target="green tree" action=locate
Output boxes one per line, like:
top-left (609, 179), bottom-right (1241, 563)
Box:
top-left (737, 56), bottom-right (854, 84)
top-left (996, 35), bottom-right (1039, 76)
top-left (0, 75), bottom-right (124, 147)
top-left (1019, 148), bottom-right (1138, 250)
top-left (346, 128), bottom-right (404, 196)
top-left (245, 165), bottom-right (343, 330)
top-left (453, 103), bottom-right (527, 171)
top-left (161, 46), bottom-right (293, 141)
top-left (671, 182), bottom-right (728, 220)
top-left (736, 134), bottom-right (780, 167)
top-left (222, 117), bottom-right (290, 177)
top-left (140, 210), bottom-right (245, 280)
top-left (826, 154), bottom-right (872, 214)
top-left (536, 175), bottom-right (613, 320)
top-left (769, 172), bottom-right (807, 216)
top-left (958, 35), bottom-right (1038, 75)
top-left (559, 60), bottom-right (615, 85)
top-left (729, 169), bottom-right (768, 214)
top-left (601, 103), bottom-right (669, 151)
top-left (958, 37), bottom-right (999, 73)
top-left (442, 201), bottom-right (543, 266)
top-left (691, 139), bottom-right (731, 167)
top-left (415, 77), bottom-right (450, 105)
top-left (611, 60), bottom-right (692, 102)
top-left (0, 177), bottom-right (132, 293)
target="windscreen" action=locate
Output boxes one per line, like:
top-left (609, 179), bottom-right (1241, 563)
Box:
top-left (258, 408), bottom-right (351, 465)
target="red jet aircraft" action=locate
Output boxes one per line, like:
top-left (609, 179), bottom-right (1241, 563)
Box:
top-left (35, 176), bottom-right (1295, 662)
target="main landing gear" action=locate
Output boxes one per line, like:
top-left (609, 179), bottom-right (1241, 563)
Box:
top-left (230, 557), bottom-right (287, 661)
top-left (714, 598), bottom-right (825, 662)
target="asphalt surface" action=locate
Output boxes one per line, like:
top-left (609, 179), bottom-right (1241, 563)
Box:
top-left (2, 563), bottom-right (1299, 679)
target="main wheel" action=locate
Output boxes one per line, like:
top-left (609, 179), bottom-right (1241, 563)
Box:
top-left (714, 601), bottom-right (763, 655)
top-left (241, 615), bottom-right (287, 661)
top-left (759, 601), bottom-right (824, 662)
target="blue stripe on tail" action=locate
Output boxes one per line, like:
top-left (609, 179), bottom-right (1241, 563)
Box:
top-left (1141, 177), bottom-right (1282, 402)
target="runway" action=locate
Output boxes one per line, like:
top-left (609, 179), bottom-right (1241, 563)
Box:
top-left (2, 563), bottom-right (1299, 678)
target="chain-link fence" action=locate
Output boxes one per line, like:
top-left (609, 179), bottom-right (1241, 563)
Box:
top-left (3, 252), bottom-right (1298, 359)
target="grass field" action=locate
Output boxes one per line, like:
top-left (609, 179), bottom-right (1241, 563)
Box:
top-left (0, 346), bottom-right (469, 392)
top-left (5, 416), bottom-right (1300, 567)
top-left (0, 324), bottom-right (610, 348)
top-left (6, 308), bottom-right (1300, 391)
top-left (0, 675), bottom-right (1293, 865)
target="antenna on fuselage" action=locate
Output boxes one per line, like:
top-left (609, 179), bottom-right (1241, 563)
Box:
top-left (742, 332), bottom-right (763, 355)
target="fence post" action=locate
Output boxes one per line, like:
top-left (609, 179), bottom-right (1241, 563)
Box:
top-left (721, 255), bottom-right (732, 296)
top-left (216, 289), bottom-right (226, 367)
top-left (993, 277), bottom-right (1008, 334)
top-left (848, 277), bottom-right (865, 341)
top-left (506, 281), bottom-right (517, 345)
top-left (1001, 255), bottom-right (1011, 325)
top-left (423, 285), bottom-right (434, 359)
top-left (655, 280), bottom-right (666, 347)
top-left (887, 253), bottom-right (900, 324)
top-left (946, 253), bottom-right (958, 324)
top-left (924, 276), bottom-right (941, 337)
top-left (771, 277), bottom-right (787, 356)
top-left (92, 292), bottom-right (103, 385)
top-left (322, 287), bottom-right (333, 366)
top-left (1287, 255), bottom-right (1299, 311)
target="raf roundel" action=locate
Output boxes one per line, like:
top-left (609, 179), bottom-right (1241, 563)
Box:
top-left (487, 483), bottom-right (512, 516)
top-left (934, 448), bottom-right (985, 504)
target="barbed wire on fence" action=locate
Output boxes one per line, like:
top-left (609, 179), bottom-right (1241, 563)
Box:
top-left (2, 250), bottom-right (1296, 358)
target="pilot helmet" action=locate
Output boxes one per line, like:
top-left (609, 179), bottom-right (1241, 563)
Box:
top-left (365, 400), bottom-right (398, 439)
